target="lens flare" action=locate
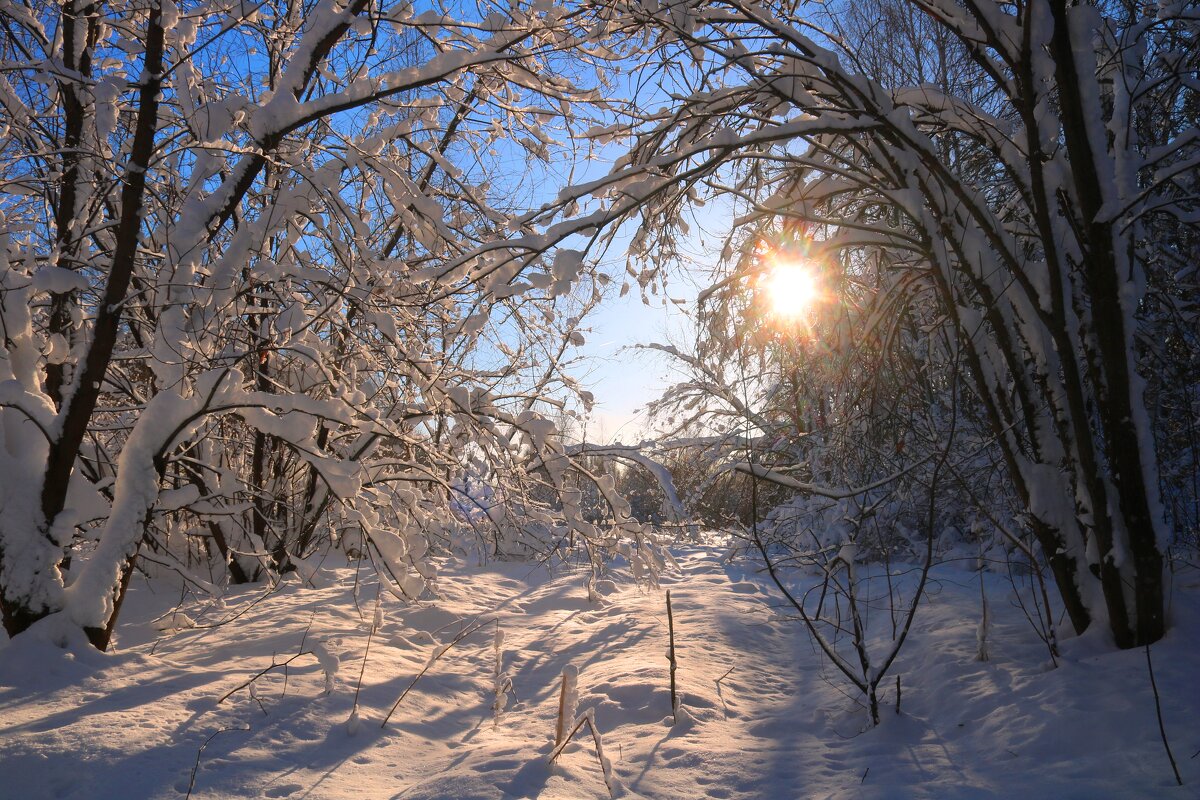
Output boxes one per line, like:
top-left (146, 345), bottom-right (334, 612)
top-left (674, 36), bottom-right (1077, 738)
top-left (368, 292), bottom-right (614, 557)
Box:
top-left (763, 259), bottom-right (820, 319)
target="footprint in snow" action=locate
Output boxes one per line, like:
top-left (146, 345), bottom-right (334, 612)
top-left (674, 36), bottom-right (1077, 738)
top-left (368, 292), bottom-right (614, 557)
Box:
top-left (592, 579), bottom-right (619, 596)
top-left (387, 631), bottom-right (436, 649)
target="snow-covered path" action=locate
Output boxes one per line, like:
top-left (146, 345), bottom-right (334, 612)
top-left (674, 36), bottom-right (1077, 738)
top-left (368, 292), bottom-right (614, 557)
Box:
top-left (1, 546), bottom-right (1196, 799)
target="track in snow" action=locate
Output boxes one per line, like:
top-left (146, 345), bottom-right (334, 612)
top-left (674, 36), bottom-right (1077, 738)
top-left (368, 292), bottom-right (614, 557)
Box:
top-left (1, 544), bottom-right (1196, 799)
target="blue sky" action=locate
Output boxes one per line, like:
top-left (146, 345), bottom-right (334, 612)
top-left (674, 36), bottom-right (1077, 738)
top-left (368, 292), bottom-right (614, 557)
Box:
top-left (575, 200), bottom-right (735, 444)
top-left (576, 279), bottom-right (691, 443)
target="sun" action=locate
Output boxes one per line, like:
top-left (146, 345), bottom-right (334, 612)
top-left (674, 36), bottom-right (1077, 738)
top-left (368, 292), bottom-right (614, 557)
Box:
top-left (763, 259), bottom-right (821, 319)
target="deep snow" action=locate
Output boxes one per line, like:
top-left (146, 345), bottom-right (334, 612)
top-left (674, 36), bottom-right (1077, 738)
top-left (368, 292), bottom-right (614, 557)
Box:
top-left (1, 545), bottom-right (1197, 799)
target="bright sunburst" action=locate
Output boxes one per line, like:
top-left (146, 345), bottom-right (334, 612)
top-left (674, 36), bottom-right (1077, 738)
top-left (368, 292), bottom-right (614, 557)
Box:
top-left (763, 258), bottom-right (821, 319)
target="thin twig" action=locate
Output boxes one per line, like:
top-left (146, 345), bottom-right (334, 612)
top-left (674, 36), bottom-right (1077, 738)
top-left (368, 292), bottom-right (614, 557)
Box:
top-left (548, 710), bottom-right (616, 798)
top-left (666, 589), bottom-right (679, 724)
top-left (380, 619), bottom-right (488, 727)
top-left (185, 726), bottom-right (250, 800)
top-left (556, 670), bottom-right (571, 746)
top-left (352, 589), bottom-right (382, 713)
top-left (217, 650), bottom-right (313, 704)
top-left (1146, 643), bottom-right (1183, 786)
top-left (218, 613), bottom-right (318, 704)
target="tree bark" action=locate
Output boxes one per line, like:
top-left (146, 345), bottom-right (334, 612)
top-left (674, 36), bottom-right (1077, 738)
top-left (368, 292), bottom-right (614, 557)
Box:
top-left (1049, 0), bottom-right (1165, 647)
top-left (1, 0), bottom-right (166, 641)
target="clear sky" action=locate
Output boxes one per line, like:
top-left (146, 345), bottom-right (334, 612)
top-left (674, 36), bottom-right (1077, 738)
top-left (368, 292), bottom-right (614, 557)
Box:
top-left (574, 201), bottom-right (733, 444)
top-left (575, 281), bottom-right (691, 444)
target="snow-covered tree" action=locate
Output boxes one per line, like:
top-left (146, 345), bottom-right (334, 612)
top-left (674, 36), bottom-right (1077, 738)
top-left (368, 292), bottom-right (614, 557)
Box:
top-left (608, 0), bottom-right (1198, 648)
top-left (0, 0), bottom-right (661, 649)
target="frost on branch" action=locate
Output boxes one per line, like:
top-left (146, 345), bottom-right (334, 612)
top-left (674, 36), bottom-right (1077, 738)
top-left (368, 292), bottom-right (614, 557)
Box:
top-left (0, 0), bottom-right (661, 647)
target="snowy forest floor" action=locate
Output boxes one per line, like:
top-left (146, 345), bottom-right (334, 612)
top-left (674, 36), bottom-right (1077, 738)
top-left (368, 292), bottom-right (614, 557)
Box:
top-left (1, 543), bottom-right (1198, 799)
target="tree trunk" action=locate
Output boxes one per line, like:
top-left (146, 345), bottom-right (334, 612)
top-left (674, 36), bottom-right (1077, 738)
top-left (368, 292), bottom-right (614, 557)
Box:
top-left (2, 1), bottom-right (166, 643)
top-left (1049, 0), bottom-right (1166, 647)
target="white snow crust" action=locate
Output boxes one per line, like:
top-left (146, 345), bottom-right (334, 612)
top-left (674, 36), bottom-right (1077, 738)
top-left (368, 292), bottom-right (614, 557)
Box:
top-left (0, 544), bottom-right (1196, 799)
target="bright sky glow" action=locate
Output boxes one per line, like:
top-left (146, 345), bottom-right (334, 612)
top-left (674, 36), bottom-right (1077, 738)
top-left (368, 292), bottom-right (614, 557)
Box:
top-left (763, 258), bottom-right (820, 319)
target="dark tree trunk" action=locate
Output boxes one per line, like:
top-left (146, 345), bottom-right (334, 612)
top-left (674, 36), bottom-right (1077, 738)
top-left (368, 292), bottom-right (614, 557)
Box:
top-left (2, 1), bottom-right (166, 642)
top-left (45, 0), bottom-right (100, 409)
top-left (1049, 0), bottom-right (1165, 647)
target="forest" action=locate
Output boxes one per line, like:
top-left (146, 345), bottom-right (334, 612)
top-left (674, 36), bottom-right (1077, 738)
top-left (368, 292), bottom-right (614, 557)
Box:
top-left (0, 0), bottom-right (1197, 797)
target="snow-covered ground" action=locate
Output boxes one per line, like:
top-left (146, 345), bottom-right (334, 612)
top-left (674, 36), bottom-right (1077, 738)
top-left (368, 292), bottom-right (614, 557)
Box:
top-left (1, 545), bottom-right (1197, 799)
